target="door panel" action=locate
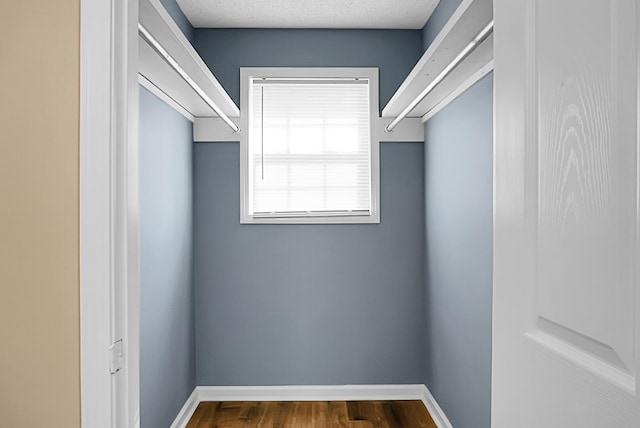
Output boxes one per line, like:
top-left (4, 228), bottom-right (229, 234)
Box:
top-left (534, 0), bottom-right (637, 384)
top-left (493, 0), bottom-right (640, 426)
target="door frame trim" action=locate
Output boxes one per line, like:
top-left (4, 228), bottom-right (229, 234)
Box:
top-left (80, 0), bottom-right (140, 426)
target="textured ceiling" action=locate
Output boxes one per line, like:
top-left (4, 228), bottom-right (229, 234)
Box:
top-left (177, 0), bottom-right (440, 29)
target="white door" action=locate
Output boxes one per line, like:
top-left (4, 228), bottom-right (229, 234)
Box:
top-left (493, 0), bottom-right (640, 426)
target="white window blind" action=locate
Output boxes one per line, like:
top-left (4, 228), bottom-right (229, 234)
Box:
top-left (248, 78), bottom-right (371, 218)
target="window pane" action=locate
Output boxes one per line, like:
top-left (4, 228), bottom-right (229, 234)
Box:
top-left (249, 78), bottom-right (371, 215)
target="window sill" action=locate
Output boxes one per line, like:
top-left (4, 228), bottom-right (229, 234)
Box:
top-left (240, 213), bottom-right (380, 225)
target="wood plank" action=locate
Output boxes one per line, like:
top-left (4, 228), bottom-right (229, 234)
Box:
top-left (347, 401), bottom-right (383, 428)
top-left (328, 401), bottom-right (350, 428)
top-left (311, 401), bottom-right (328, 428)
top-left (186, 400), bottom-right (436, 427)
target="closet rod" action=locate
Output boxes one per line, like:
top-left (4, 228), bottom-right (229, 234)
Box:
top-left (385, 20), bottom-right (494, 133)
top-left (138, 23), bottom-right (240, 133)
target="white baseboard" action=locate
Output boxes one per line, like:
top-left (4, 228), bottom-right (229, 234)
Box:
top-left (197, 384), bottom-right (426, 402)
top-left (169, 388), bottom-right (199, 428)
top-left (420, 385), bottom-right (454, 428)
top-left (170, 384), bottom-right (452, 428)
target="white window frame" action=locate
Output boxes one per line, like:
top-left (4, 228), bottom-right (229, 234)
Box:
top-left (239, 67), bottom-right (380, 224)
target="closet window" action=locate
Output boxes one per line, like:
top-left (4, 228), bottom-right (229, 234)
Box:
top-left (240, 68), bottom-right (380, 224)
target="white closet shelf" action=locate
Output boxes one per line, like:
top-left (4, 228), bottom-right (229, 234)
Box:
top-left (382, 0), bottom-right (493, 122)
top-left (139, 0), bottom-right (239, 119)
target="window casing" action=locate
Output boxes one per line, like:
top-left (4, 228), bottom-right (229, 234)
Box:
top-left (240, 67), bottom-right (380, 224)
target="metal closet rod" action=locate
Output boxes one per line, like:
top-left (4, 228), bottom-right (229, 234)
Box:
top-left (386, 20), bottom-right (494, 133)
top-left (138, 23), bottom-right (240, 133)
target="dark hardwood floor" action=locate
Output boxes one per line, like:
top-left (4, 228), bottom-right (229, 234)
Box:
top-left (186, 400), bottom-right (437, 427)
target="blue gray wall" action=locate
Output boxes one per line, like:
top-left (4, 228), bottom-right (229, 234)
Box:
top-left (140, 86), bottom-right (196, 428)
top-left (193, 29), bottom-right (426, 386)
top-left (194, 29), bottom-right (422, 110)
top-left (422, 0), bottom-right (462, 49)
top-left (422, 1), bottom-right (493, 426)
top-left (159, 0), bottom-right (193, 42)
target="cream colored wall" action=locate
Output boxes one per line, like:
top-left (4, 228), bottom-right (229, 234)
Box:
top-left (0, 1), bottom-right (81, 427)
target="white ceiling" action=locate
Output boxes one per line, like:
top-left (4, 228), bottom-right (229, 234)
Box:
top-left (177, 0), bottom-right (440, 29)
